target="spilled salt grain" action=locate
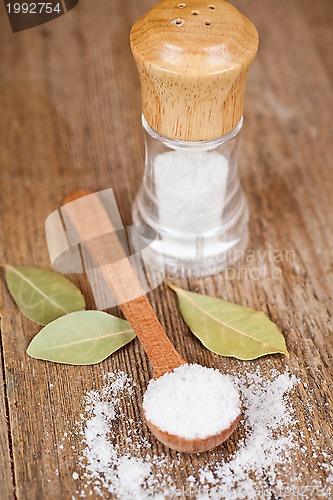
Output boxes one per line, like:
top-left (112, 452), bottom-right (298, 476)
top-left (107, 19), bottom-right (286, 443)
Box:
top-left (117, 456), bottom-right (152, 493)
top-left (143, 364), bottom-right (241, 439)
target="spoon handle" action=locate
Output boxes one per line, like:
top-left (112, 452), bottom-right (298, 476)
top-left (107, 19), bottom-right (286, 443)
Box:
top-left (63, 191), bottom-right (186, 378)
top-left (121, 295), bottom-right (186, 378)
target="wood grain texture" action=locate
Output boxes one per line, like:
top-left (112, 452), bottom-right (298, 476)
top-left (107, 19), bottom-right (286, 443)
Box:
top-left (0, 0), bottom-right (332, 499)
top-left (130, 0), bottom-right (259, 141)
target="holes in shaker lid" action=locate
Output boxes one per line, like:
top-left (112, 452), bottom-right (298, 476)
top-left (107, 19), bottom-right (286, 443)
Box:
top-left (208, 4), bottom-right (215, 9)
top-left (192, 10), bottom-right (199, 15)
top-left (172, 18), bottom-right (185, 26)
top-left (178, 2), bottom-right (186, 7)
top-left (204, 20), bottom-right (212, 26)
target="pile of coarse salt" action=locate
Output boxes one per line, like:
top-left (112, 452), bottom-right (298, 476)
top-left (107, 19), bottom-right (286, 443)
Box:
top-left (63, 365), bottom-right (332, 499)
top-left (143, 364), bottom-right (240, 439)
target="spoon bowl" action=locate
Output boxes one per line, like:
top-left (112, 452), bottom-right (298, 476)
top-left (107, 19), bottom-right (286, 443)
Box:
top-left (142, 363), bottom-right (242, 453)
top-left (144, 411), bottom-right (241, 453)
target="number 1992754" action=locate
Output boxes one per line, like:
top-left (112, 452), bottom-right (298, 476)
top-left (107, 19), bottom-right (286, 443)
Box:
top-left (6, 3), bottom-right (62, 14)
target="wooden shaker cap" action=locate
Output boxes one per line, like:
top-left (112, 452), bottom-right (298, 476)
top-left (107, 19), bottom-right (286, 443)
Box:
top-left (130, 0), bottom-right (259, 142)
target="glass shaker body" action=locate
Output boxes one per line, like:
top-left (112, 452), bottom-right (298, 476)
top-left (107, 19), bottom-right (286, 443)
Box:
top-left (131, 116), bottom-right (249, 278)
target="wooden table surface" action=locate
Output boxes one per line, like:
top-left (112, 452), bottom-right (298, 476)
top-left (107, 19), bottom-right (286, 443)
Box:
top-left (0, 1), bottom-right (332, 499)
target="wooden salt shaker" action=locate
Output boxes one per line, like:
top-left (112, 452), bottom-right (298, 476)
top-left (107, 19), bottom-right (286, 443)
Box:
top-left (130, 0), bottom-right (258, 278)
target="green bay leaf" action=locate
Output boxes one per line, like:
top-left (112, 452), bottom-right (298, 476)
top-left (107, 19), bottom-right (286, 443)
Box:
top-left (5, 265), bottom-right (85, 325)
top-left (168, 284), bottom-right (288, 360)
top-left (27, 310), bottom-right (135, 365)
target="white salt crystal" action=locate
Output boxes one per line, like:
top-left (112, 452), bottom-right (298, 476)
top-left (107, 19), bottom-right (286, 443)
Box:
top-left (72, 472), bottom-right (79, 480)
top-left (143, 364), bottom-right (241, 439)
top-left (199, 470), bottom-right (214, 484)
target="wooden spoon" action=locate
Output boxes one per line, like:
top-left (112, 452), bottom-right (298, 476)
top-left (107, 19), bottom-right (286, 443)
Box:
top-left (145, 413), bottom-right (241, 453)
top-left (62, 190), bottom-right (241, 453)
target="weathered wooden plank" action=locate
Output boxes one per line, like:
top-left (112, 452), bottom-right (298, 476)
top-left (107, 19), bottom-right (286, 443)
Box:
top-left (0, 322), bottom-right (15, 500)
top-left (0, 0), bottom-right (332, 499)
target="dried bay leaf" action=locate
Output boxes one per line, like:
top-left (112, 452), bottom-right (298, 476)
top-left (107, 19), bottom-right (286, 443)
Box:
top-left (5, 265), bottom-right (85, 325)
top-left (27, 310), bottom-right (135, 365)
top-left (168, 284), bottom-right (288, 360)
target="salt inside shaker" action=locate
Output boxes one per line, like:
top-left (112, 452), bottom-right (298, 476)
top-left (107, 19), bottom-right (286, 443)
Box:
top-left (130, 0), bottom-right (259, 277)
